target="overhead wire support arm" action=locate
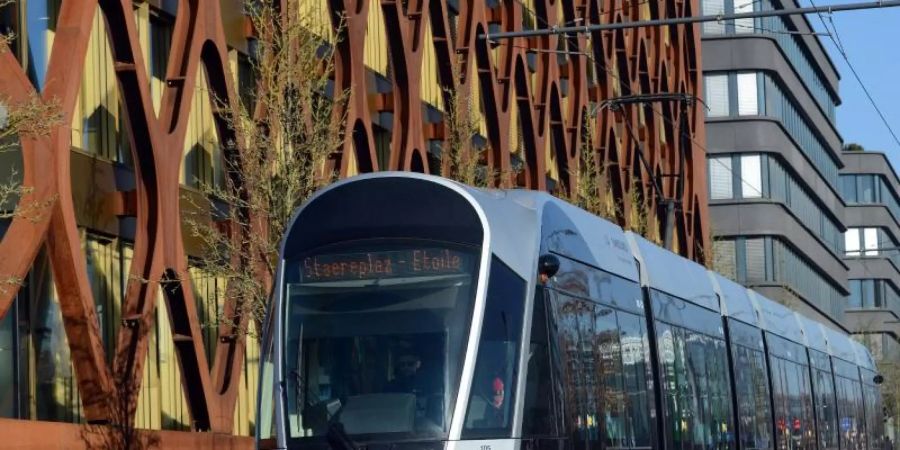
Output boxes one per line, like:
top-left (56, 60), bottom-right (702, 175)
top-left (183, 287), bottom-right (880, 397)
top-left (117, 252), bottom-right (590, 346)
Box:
top-left (479, 0), bottom-right (900, 40)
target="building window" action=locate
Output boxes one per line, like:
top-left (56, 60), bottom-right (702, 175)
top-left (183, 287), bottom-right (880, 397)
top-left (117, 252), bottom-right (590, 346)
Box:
top-left (745, 237), bottom-right (766, 282)
top-left (736, 73), bottom-right (759, 116)
top-left (708, 154), bottom-right (843, 255)
top-left (709, 156), bottom-right (734, 199)
top-left (733, 0), bottom-right (756, 33)
top-left (716, 237), bottom-right (845, 320)
top-left (845, 228), bottom-right (862, 257)
top-left (706, 74), bottom-right (730, 117)
top-left (841, 174), bottom-right (900, 223)
top-left (698, 0), bottom-right (838, 123)
top-left (740, 155), bottom-right (763, 198)
top-left (704, 71), bottom-right (841, 189)
top-left (702, 0), bottom-right (726, 34)
top-left (713, 239), bottom-right (737, 280)
top-left (845, 227), bottom-right (892, 257)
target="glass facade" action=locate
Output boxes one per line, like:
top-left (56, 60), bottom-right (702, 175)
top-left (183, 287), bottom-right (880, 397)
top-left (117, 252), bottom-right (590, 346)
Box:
top-left (841, 174), bottom-right (900, 223)
top-left (847, 279), bottom-right (900, 316)
top-left (713, 236), bottom-right (846, 320)
top-left (699, 0), bottom-right (839, 122)
top-left (0, 1), bottom-right (262, 433)
top-left (0, 236), bottom-right (257, 435)
top-left (708, 153), bottom-right (843, 255)
top-left (704, 72), bottom-right (842, 189)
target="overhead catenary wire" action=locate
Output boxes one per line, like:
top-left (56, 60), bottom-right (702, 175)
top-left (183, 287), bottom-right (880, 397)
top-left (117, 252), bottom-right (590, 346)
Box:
top-left (804, 0), bottom-right (900, 150)
top-left (480, 0), bottom-right (900, 40)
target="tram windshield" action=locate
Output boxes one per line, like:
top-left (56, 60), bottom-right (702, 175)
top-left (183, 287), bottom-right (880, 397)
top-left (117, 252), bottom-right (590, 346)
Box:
top-left (282, 241), bottom-right (481, 442)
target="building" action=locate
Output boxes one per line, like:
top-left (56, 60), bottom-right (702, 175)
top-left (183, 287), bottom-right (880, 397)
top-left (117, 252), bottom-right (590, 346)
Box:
top-left (700, 0), bottom-right (849, 331)
top-left (0, 0), bottom-right (709, 446)
top-left (699, 0), bottom-right (900, 439)
top-left (840, 149), bottom-right (900, 439)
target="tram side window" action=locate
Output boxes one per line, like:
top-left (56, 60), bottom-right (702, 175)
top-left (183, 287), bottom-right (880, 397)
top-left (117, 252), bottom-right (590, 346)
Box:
top-left (462, 258), bottom-right (526, 438)
top-left (863, 381), bottom-right (883, 450)
top-left (656, 323), bottom-right (735, 450)
top-left (547, 290), bottom-right (654, 450)
top-left (522, 288), bottom-right (559, 436)
top-left (811, 366), bottom-right (839, 450)
top-left (769, 356), bottom-right (816, 450)
top-left (617, 313), bottom-right (653, 449)
top-left (835, 374), bottom-right (866, 450)
top-left (730, 344), bottom-right (772, 450)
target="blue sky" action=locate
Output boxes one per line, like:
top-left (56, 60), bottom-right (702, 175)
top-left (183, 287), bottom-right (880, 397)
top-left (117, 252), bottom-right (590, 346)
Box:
top-left (810, 0), bottom-right (900, 169)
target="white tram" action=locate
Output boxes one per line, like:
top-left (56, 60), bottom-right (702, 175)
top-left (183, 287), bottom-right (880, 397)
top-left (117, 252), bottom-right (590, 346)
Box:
top-left (256, 173), bottom-right (884, 450)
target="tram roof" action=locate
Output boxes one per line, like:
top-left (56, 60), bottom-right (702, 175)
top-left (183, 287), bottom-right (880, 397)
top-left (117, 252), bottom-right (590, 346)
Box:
top-left (509, 191), bottom-right (639, 282)
top-left (625, 232), bottom-right (720, 312)
top-left (290, 174), bottom-right (877, 371)
top-left (708, 272), bottom-right (759, 326)
top-left (851, 339), bottom-right (877, 371)
top-left (797, 314), bottom-right (830, 354)
top-left (747, 291), bottom-right (807, 345)
top-left (825, 324), bottom-right (862, 364)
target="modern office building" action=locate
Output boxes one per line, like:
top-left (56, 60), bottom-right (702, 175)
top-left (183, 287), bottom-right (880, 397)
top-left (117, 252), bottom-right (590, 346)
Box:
top-left (840, 149), bottom-right (900, 439)
top-left (700, 0), bottom-right (849, 331)
top-left (0, 0), bottom-right (709, 446)
top-left (699, 0), bottom-right (900, 438)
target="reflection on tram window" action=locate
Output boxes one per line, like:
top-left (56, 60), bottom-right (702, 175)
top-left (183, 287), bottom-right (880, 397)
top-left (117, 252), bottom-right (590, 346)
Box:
top-left (282, 241), bottom-right (480, 440)
top-left (768, 336), bottom-right (817, 450)
top-left (862, 379), bottom-right (883, 450)
top-left (809, 351), bottom-right (839, 450)
top-left (547, 289), bottom-right (655, 450)
top-left (730, 342), bottom-right (772, 450)
top-left (656, 318), bottom-right (735, 450)
top-left (522, 289), bottom-right (560, 436)
top-left (463, 258), bottom-right (526, 438)
top-left (833, 359), bottom-right (867, 450)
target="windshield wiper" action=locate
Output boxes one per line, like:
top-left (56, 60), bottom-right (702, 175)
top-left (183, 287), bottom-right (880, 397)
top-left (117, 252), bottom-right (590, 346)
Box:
top-left (326, 422), bottom-right (358, 450)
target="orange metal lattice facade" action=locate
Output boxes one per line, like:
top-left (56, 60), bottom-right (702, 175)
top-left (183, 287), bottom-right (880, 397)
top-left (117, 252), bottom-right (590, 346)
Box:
top-left (0, 0), bottom-right (708, 445)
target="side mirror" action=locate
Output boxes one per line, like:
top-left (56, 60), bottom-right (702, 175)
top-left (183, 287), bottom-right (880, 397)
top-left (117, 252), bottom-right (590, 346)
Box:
top-left (538, 254), bottom-right (560, 279)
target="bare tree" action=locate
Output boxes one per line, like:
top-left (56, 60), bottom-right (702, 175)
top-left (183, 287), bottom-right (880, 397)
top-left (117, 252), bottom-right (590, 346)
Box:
top-left (183, 0), bottom-right (347, 331)
top-left (440, 61), bottom-right (503, 188)
top-left (0, 94), bottom-right (61, 296)
top-left (561, 122), bottom-right (619, 222)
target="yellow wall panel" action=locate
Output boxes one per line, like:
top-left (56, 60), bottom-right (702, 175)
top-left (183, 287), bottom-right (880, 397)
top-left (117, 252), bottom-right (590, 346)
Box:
top-left (299, 0), bottom-right (334, 42)
top-left (364, 0), bottom-right (389, 76)
top-left (181, 66), bottom-right (223, 189)
top-left (71, 9), bottom-right (128, 162)
top-left (420, 23), bottom-right (443, 110)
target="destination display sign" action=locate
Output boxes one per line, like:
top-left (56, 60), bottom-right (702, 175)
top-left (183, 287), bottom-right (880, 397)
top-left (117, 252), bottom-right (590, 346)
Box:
top-left (300, 248), bottom-right (474, 282)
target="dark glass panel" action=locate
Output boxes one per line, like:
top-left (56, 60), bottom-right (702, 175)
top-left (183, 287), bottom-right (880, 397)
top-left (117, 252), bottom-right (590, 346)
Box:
top-left (463, 258), bottom-right (527, 437)
top-left (522, 289), bottom-right (559, 436)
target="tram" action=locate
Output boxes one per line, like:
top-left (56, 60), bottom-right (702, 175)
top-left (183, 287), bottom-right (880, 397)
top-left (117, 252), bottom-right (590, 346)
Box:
top-left (256, 172), bottom-right (885, 450)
